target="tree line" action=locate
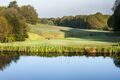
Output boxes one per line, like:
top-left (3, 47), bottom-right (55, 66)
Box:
top-left (40, 0), bottom-right (120, 31)
top-left (0, 1), bottom-right (38, 43)
top-left (40, 13), bottom-right (110, 30)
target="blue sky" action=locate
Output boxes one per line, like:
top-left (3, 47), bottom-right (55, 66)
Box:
top-left (0, 0), bottom-right (115, 18)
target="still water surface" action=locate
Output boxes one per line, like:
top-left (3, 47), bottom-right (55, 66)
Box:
top-left (0, 55), bottom-right (120, 80)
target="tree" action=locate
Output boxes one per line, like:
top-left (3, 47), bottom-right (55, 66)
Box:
top-left (114, 58), bottom-right (120, 68)
top-left (8, 1), bottom-right (18, 9)
top-left (113, 4), bottom-right (120, 31)
top-left (0, 1), bottom-right (40, 43)
top-left (0, 16), bottom-right (12, 43)
top-left (42, 13), bottom-right (109, 30)
top-left (86, 13), bottom-right (109, 30)
top-left (112, 0), bottom-right (120, 11)
top-left (20, 5), bottom-right (38, 24)
top-left (0, 8), bottom-right (28, 41)
top-left (108, 0), bottom-right (120, 31)
top-left (8, 1), bottom-right (38, 25)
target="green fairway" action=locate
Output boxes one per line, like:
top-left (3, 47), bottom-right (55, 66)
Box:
top-left (28, 24), bottom-right (120, 45)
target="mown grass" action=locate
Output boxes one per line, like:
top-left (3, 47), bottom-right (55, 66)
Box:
top-left (0, 24), bottom-right (120, 54)
top-left (29, 24), bottom-right (120, 42)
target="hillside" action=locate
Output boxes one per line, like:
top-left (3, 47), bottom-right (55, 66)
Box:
top-left (27, 24), bottom-right (120, 46)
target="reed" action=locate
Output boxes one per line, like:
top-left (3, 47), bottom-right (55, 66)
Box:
top-left (0, 43), bottom-right (119, 54)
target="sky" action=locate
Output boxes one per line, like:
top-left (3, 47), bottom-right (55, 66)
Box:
top-left (0, 0), bottom-right (115, 18)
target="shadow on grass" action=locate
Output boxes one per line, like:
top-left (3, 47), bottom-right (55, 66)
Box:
top-left (60, 28), bottom-right (120, 43)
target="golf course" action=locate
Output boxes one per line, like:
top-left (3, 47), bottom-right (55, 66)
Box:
top-left (0, 24), bottom-right (119, 54)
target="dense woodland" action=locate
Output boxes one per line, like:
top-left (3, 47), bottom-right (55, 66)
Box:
top-left (40, 13), bottom-right (110, 30)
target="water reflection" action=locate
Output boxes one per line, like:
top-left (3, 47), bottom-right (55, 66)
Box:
top-left (0, 54), bottom-right (19, 71)
top-left (0, 52), bottom-right (120, 71)
top-left (114, 58), bottom-right (120, 68)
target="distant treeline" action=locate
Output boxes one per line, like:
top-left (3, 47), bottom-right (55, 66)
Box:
top-left (0, 1), bottom-right (38, 43)
top-left (40, 13), bottom-right (110, 30)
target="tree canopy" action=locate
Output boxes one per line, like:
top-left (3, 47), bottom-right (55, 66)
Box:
top-left (108, 0), bottom-right (120, 31)
top-left (20, 5), bottom-right (38, 24)
top-left (0, 1), bottom-right (38, 42)
top-left (8, 1), bottom-right (18, 9)
top-left (40, 13), bottom-right (110, 30)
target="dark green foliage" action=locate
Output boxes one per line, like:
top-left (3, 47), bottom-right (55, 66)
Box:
top-left (108, 15), bottom-right (115, 29)
top-left (114, 4), bottom-right (120, 31)
top-left (20, 5), bottom-right (38, 24)
top-left (108, 1), bottom-right (120, 31)
top-left (8, 1), bottom-right (19, 9)
top-left (40, 13), bottom-right (110, 30)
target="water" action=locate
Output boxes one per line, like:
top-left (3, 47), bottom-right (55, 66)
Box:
top-left (0, 53), bottom-right (120, 80)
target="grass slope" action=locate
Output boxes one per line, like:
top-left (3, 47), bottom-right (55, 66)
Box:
top-left (28, 24), bottom-right (120, 45)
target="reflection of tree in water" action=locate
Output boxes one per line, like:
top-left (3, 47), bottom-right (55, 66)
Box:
top-left (108, 53), bottom-right (120, 69)
top-left (114, 57), bottom-right (120, 68)
top-left (114, 59), bottom-right (120, 68)
top-left (0, 51), bottom-right (120, 70)
top-left (0, 54), bottom-right (19, 71)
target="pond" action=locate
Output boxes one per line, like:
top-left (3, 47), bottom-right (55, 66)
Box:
top-left (0, 53), bottom-right (120, 80)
